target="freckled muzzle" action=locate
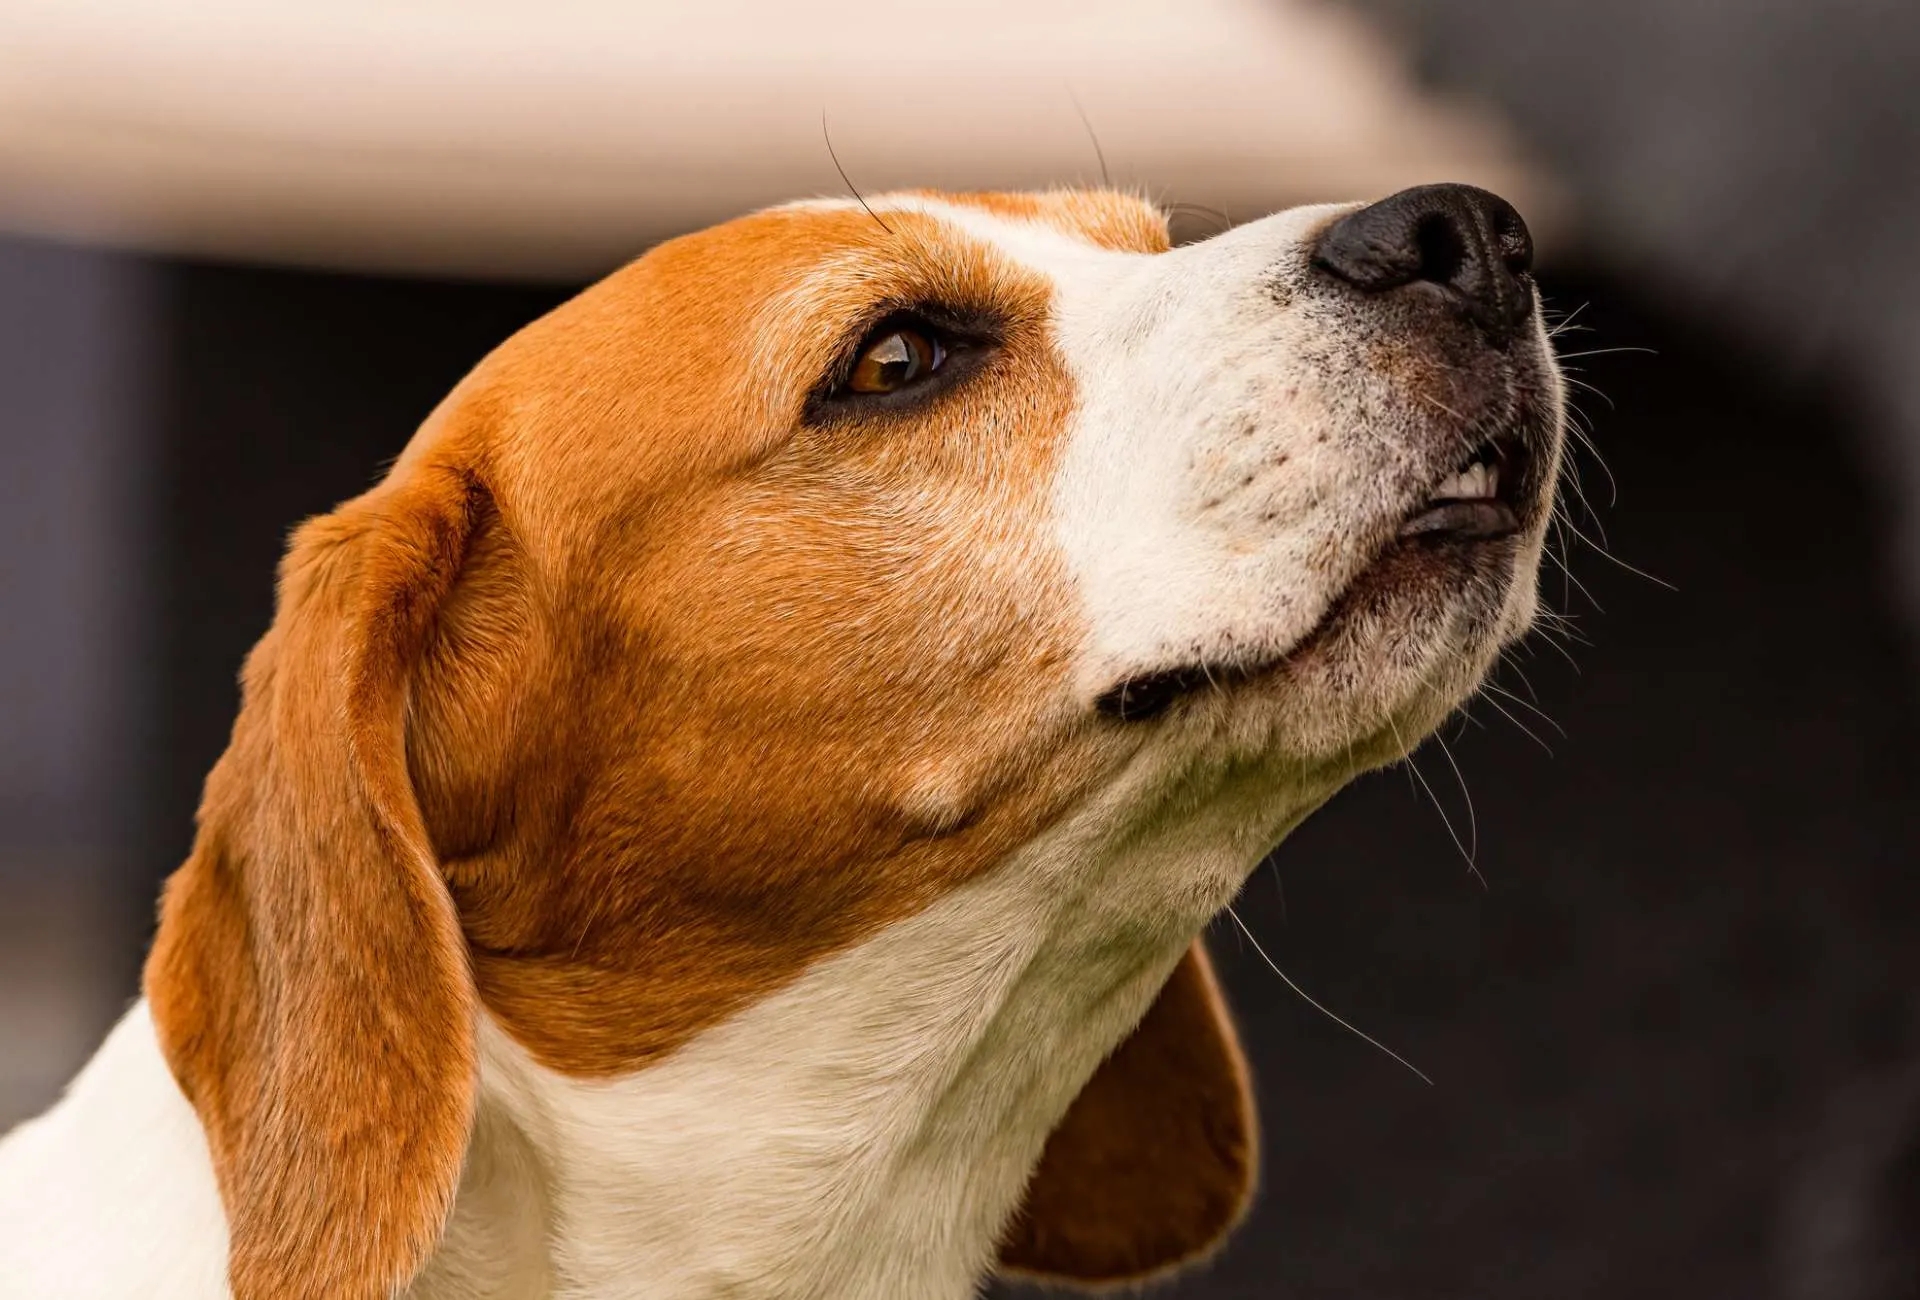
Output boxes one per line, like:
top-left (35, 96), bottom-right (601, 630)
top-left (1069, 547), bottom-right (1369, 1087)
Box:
top-left (1091, 184), bottom-right (1556, 724)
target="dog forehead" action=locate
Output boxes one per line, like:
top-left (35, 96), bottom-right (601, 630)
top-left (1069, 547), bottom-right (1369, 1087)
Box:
top-left (760, 189), bottom-right (1170, 278)
top-left (625, 187), bottom-right (1167, 308)
top-left (889, 189), bottom-right (1172, 256)
top-left (465, 188), bottom-right (1169, 428)
top-left (445, 191), bottom-right (1167, 539)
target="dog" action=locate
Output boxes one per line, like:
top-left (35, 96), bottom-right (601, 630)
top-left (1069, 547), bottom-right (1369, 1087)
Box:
top-left (0, 183), bottom-right (1563, 1300)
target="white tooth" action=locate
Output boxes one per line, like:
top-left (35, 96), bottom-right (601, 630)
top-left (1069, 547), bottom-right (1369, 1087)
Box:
top-left (1431, 462), bottom-right (1500, 502)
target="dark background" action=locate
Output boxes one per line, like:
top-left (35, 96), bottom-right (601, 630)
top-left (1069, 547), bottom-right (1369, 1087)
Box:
top-left (6, 4), bottom-right (1920, 1297)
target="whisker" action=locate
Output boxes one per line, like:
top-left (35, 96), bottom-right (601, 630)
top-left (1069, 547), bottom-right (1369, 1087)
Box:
top-left (1541, 527), bottom-right (1605, 613)
top-left (1558, 371), bottom-right (1618, 412)
top-left (1481, 678), bottom-right (1567, 737)
top-left (1475, 688), bottom-right (1557, 754)
top-left (1164, 200), bottom-right (1234, 238)
top-left (1531, 612), bottom-right (1591, 646)
top-left (1560, 404), bottom-right (1620, 509)
top-left (1556, 512), bottom-right (1678, 591)
top-left (1418, 391), bottom-right (1470, 424)
top-left (1499, 655), bottom-right (1545, 703)
top-left (1385, 715), bottom-right (1480, 884)
top-left (1224, 905), bottom-right (1432, 1085)
top-left (822, 114), bottom-right (894, 235)
top-left (1554, 345), bottom-right (1658, 361)
top-left (1065, 86), bottom-right (1111, 189)
top-left (1542, 300), bottom-right (1591, 338)
top-left (1534, 628), bottom-right (1585, 673)
top-left (1430, 731), bottom-right (1483, 879)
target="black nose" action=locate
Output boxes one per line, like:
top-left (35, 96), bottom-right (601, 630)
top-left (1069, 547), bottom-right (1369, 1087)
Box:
top-left (1311, 183), bottom-right (1535, 340)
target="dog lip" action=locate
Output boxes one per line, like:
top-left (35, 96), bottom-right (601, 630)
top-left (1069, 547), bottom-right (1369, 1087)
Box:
top-left (1094, 665), bottom-right (1214, 722)
top-left (1397, 432), bottom-right (1529, 540)
top-left (1095, 419), bottom-right (1546, 723)
top-left (1396, 498), bottom-right (1521, 540)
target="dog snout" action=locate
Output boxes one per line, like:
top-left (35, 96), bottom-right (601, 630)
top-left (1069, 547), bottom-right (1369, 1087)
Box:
top-left (1311, 183), bottom-right (1536, 342)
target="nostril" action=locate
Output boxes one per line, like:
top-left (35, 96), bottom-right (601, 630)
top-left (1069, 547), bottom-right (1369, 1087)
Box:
top-left (1494, 206), bottom-right (1534, 277)
top-left (1311, 183), bottom-right (1536, 339)
top-left (1412, 213), bottom-right (1466, 288)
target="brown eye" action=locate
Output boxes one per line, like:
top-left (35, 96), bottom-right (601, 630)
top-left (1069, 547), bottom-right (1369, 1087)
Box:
top-left (846, 328), bottom-right (943, 394)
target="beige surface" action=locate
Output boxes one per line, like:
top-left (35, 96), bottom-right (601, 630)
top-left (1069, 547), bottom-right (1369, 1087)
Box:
top-left (0, 0), bottom-right (1555, 279)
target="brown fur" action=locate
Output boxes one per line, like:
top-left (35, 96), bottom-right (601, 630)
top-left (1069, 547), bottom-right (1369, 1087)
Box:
top-left (1000, 943), bottom-right (1257, 1281)
top-left (146, 462), bottom-right (487, 1300)
top-left (142, 191), bottom-right (1256, 1299)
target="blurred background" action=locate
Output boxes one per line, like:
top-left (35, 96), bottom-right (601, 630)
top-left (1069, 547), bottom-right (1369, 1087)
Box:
top-left (3, 1), bottom-right (1919, 1295)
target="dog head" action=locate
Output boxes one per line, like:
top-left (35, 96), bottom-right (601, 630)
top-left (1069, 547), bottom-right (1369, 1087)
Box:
top-left (144, 186), bottom-right (1563, 1300)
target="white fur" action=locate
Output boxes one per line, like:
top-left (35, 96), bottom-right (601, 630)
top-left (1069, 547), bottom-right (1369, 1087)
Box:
top-left (0, 1001), bottom-right (231, 1299)
top-left (0, 196), bottom-right (1560, 1297)
top-left (412, 752), bottom-right (1317, 1300)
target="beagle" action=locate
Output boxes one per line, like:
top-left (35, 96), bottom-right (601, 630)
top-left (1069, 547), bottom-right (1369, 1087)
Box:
top-left (0, 184), bottom-right (1564, 1300)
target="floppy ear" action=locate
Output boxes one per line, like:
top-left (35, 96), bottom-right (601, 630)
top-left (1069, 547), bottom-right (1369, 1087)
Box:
top-left (144, 458), bottom-right (486, 1300)
top-left (997, 940), bottom-right (1258, 1285)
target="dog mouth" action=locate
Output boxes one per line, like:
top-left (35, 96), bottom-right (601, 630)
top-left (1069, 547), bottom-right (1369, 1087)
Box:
top-left (1394, 434), bottom-right (1527, 542)
top-left (1094, 429), bottom-right (1539, 722)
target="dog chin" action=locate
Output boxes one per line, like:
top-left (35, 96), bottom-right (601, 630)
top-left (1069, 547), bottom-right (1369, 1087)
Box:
top-left (1103, 523), bottom-right (1537, 765)
top-left (1279, 566), bottom-right (1536, 763)
top-left (1154, 557), bottom-right (1530, 779)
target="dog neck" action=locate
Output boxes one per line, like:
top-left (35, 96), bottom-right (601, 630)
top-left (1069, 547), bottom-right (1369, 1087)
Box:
top-left (411, 769), bottom-right (1306, 1300)
top-left (0, 759), bottom-right (1307, 1300)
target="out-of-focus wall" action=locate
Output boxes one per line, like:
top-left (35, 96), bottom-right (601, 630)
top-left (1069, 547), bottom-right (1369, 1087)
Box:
top-left (0, 235), bottom-right (156, 1120)
top-left (0, 0), bottom-right (1550, 279)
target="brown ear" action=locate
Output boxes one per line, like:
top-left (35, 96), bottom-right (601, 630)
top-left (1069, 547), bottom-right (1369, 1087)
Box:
top-left (997, 940), bottom-right (1258, 1286)
top-left (144, 459), bottom-right (485, 1300)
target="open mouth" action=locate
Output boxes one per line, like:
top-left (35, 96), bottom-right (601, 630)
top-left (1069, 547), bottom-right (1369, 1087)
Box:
top-left (1395, 434), bottom-right (1527, 542)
